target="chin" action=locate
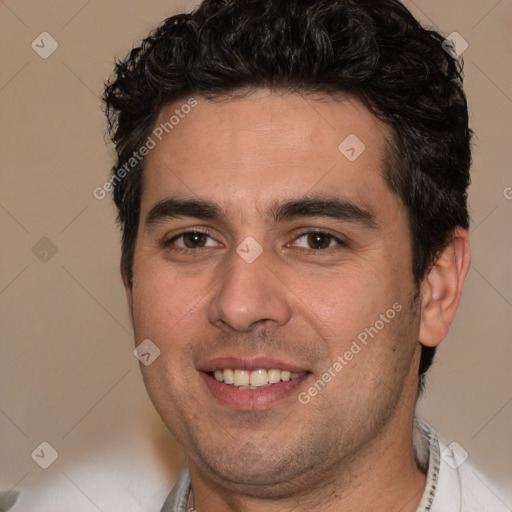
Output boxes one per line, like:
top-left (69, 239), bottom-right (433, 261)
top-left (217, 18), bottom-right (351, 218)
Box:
top-left (193, 442), bottom-right (316, 495)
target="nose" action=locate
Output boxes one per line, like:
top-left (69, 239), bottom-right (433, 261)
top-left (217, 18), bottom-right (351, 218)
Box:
top-left (207, 247), bottom-right (293, 333)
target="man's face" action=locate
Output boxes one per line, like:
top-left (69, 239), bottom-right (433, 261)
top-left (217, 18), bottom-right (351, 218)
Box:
top-left (129, 91), bottom-right (422, 494)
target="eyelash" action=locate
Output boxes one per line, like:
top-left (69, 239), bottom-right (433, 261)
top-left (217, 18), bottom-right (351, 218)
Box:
top-left (164, 229), bottom-right (346, 254)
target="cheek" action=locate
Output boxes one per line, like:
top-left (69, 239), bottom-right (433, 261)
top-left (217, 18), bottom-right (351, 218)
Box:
top-left (287, 265), bottom-right (412, 376)
top-left (289, 264), bottom-right (393, 331)
top-left (130, 261), bottom-right (202, 342)
top-left (131, 266), bottom-right (202, 407)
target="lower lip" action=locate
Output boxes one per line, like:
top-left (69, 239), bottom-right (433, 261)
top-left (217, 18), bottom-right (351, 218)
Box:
top-left (200, 372), bottom-right (310, 410)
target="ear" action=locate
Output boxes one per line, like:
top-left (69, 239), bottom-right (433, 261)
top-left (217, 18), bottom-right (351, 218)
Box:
top-left (418, 227), bottom-right (471, 347)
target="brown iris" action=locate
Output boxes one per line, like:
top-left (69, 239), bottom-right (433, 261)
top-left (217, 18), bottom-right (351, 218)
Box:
top-left (182, 231), bottom-right (208, 248)
top-left (307, 232), bottom-right (332, 249)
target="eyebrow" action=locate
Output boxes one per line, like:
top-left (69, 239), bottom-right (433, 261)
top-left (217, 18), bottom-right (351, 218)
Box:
top-left (145, 198), bottom-right (226, 227)
top-left (144, 196), bottom-right (377, 230)
top-left (270, 197), bottom-right (377, 229)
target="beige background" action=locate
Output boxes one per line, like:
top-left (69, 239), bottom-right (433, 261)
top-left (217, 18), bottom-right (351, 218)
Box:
top-left (1, 0), bottom-right (511, 510)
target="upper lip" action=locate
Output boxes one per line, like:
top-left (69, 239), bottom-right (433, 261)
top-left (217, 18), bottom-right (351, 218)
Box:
top-left (198, 356), bottom-right (310, 373)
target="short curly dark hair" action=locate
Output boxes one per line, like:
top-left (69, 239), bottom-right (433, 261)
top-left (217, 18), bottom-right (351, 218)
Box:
top-left (103, 0), bottom-right (472, 390)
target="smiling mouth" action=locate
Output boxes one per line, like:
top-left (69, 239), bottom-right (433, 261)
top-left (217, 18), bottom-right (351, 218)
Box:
top-left (208, 368), bottom-right (307, 389)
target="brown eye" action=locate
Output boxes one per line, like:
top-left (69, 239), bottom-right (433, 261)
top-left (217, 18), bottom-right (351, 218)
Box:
top-left (293, 232), bottom-right (341, 250)
top-left (182, 231), bottom-right (208, 248)
top-left (306, 232), bottom-right (333, 249)
top-left (169, 231), bottom-right (218, 250)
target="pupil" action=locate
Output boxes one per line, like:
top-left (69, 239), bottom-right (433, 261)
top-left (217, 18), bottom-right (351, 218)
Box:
top-left (184, 232), bottom-right (206, 248)
top-left (308, 233), bottom-right (330, 249)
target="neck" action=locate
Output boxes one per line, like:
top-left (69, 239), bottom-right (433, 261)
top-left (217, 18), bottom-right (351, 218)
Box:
top-left (188, 413), bottom-right (427, 512)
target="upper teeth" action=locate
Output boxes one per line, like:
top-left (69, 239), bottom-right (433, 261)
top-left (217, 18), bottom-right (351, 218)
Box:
top-left (213, 369), bottom-right (304, 388)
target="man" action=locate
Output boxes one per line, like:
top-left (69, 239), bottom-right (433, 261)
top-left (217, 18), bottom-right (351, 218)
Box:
top-left (102, 0), bottom-right (508, 510)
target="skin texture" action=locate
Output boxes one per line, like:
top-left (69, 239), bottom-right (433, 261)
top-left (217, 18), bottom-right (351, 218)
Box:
top-left (126, 90), bottom-right (471, 512)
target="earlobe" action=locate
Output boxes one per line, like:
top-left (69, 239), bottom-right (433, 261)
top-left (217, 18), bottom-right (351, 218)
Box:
top-left (418, 227), bottom-right (471, 348)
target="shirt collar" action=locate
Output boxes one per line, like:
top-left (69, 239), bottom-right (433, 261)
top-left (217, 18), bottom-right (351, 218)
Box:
top-left (160, 464), bottom-right (192, 512)
top-left (415, 418), bottom-right (441, 512)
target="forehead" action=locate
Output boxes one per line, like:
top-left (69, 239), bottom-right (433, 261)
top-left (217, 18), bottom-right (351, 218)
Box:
top-left (141, 90), bottom-right (398, 219)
